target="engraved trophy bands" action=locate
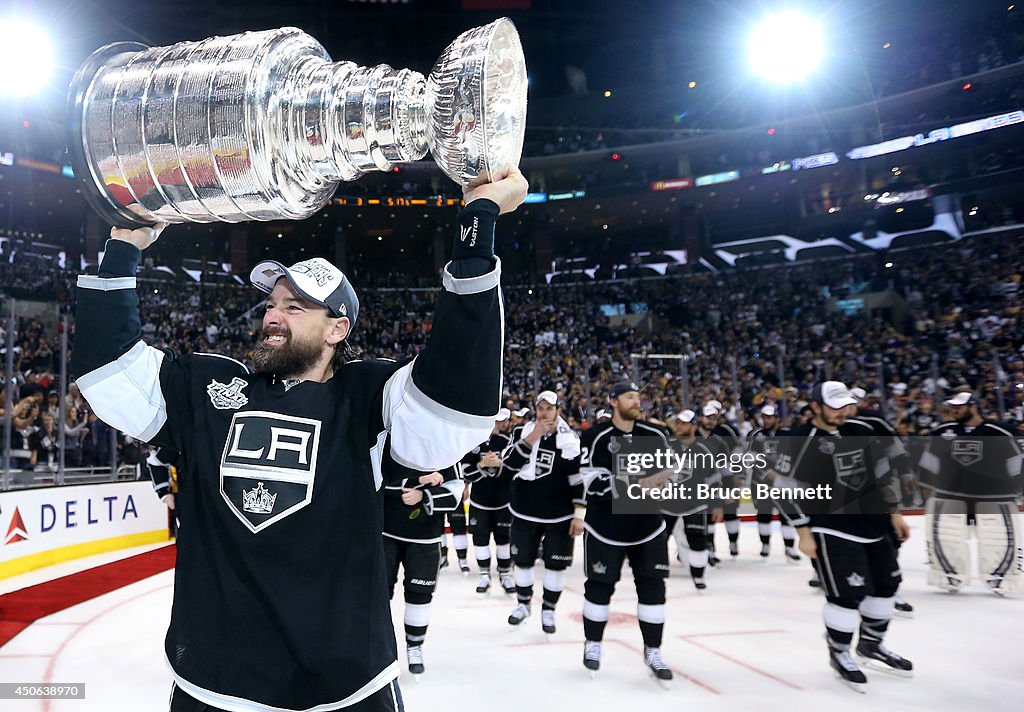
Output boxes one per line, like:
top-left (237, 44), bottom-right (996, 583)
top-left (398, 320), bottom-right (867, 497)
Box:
top-left (67, 19), bottom-right (527, 227)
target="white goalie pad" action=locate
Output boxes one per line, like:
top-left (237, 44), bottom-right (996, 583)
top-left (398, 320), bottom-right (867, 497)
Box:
top-left (926, 497), bottom-right (971, 592)
top-left (975, 501), bottom-right (1022, 595)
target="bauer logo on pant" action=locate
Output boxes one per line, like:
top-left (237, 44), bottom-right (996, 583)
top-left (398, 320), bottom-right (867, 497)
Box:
top-left (219, 410), bottom-right (322, 533)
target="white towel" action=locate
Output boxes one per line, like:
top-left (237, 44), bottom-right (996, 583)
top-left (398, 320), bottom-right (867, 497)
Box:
top-left (515, 416), bottom-right (581, 480)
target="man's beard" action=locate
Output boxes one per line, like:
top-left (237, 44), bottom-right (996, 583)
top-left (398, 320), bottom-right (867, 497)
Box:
top-left (617, 405), bottom-right (641, 422)
top-left (252, 327), bottom-right (324, 378)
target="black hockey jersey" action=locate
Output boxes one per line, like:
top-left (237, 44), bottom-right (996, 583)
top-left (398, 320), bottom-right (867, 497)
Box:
top-left (746, 426), bottom-right (786, 485)
top-left (462, 431), bottom-right (513, 510)
top-left (918, 421), bottom-right (1023, 500)
top-left (145, 445), bottom-right (180, 499)
top-left (856, 408), bottom-right (913, 478)
top-left (383, 464), bottom-right (463, 543)
top-left (775, 419), bottom-right (900, 540)
top-left (577, 420), bottom-right (670, 545)
top-left (70, 212), bottom-right (504, 712)
top-left (659, 436), bottom-right (721, 517)
top-left (503, 424), bottom-right (584, 523)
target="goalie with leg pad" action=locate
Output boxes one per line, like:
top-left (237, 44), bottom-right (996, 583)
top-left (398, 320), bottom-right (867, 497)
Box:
top-left (918, 392), bottom-right (1023, 596)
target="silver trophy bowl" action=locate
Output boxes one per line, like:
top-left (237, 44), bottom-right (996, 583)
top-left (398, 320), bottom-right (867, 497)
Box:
top-left (67, 19), bottom-right (527, 227)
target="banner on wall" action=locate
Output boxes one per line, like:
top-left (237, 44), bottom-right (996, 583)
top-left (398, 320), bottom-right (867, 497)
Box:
top-left (0, 481), bottom-right (169, 578)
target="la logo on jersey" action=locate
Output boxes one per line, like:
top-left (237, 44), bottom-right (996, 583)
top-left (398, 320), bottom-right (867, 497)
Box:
top-left (219, 410), bottom-right (321, 533)
top-left (951, 440), bottom-right (983, 467)
top-left (833, 449), bottom-right (868, 492)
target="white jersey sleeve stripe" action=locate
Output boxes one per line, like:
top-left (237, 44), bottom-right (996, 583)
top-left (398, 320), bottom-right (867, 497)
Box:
top-left (382, 360), bottom-right (494, 471)
top-left (76, 340), bottom-right (167, 442)
top-left (76, 275), bottom-right (137, 291)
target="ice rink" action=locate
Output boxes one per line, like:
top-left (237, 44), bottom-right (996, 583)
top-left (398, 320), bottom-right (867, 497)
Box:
top-left (1, 516), bottom-right (1021, 712)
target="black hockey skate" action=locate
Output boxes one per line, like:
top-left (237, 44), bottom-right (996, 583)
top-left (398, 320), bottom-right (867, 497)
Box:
top-left (458, 559), bottom-right (471, 575)
top-left (856, 640), bottom-right (914, 677)
top-left (893, 597), bottom-right (914, 618)
top-left (583, 641), bottom-right (602, 677)
top-left (644, 646), bottom-right (673, 689)
top-left (692, 576), bottom-right (707, 592)
top-left (829, 647), bottom-right (867, 693)
top-left (407, 645), bottom-right (425, 679)
top-left (784, 547), bottom-right (801, 564)
top-left (760, 543), bottom-right (770, 558)
top-left (476, 573), bottom-right (491, 595)
top-left (508, 603), bottom-right (530, 626)
top-left (541, 609), bottom-right (557, 635)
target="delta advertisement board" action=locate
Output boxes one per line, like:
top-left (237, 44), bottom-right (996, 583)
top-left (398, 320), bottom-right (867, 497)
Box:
top-left (0, 481), bottom-right (169, 578)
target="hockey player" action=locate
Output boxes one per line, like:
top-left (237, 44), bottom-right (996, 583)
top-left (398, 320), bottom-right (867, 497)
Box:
top-left (144, 445), bottom-right (180, 536)
top-left (462, 412), bottom-right (515, 595)
top-left (746, 405), bottom-right (800, 562)
top-left (776, 381), bottom-right (914, 692)
top-left (664, 409), bottom-right (723, 590)
top-left (70, 168), bottom-right (527, 712)
top-left (576, 381), bottom-right (674, 686)
top-left (382, 466), bottom-right (464, 678)
top-left (918, 392), bottom-right (1023, 595)
top-left (501, 391), bottom-right (582, 634)
top-left (699, 399), bottom-right (743, 562)
top-left (439, 477), bottom-right (473, 575)
top-left (850, 388), bottom-right (915, 616)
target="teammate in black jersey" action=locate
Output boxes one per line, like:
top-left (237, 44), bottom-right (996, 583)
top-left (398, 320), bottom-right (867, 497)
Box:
top-left (144, 445), bottom-right (180, 537)
top-left (849, 387), bottom-right (915, 615)
top-left (382, 465), bottom-right (463, 677)
top-left (501, 391), bottom-right (583, 633)
top-left (776, 381), bottom-right (913, 692)
top-left (699, 399), bottom-right (743, 562)
top-left (575, 381), bottom-right (674, 686)
top-left (918, 391), bottom-right (1023, 595)
top-left (462, 413), bottom-right (515, 595)
top-left (664, 409), bottom-right (723, 590)
top-left (71, 169), bottom-right (527, 712)
top-left (746, 405), bottom-right (800, 562)
top-left (441, 431), bottom-right (481, 577)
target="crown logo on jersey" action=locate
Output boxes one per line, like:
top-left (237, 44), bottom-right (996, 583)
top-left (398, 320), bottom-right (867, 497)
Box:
top-left (241, 482), bottom-right (278, 514)
top-left (207, 377), bottom-right (249, 410)
top-left (591, 561), bottom-right (607, 575)
top-left (846, 572), bottom-right (865, 587)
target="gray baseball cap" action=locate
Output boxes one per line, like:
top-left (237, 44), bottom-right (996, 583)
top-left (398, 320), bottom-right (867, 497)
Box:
top-left (250, 257), bottom-right (359, 328)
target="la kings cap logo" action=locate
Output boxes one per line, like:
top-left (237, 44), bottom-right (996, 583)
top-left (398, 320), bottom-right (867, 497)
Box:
top-left (219, 410), bottom-right (321, 533)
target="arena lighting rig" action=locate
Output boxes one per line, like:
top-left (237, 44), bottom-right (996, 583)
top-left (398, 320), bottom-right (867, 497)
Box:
top-left (747, 11), bottom-right (825, 84)
top-left (0, 17), bottom-right (54, 98)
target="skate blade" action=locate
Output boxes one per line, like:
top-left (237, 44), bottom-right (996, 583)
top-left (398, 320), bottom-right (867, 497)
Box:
top-left (477, 590), bottom-right (490, 598)
top-left (648, 671), bottom-right (673, 689)
top-left (892, 610), bottom-right (914, 619)
top-left (545, 633), bottom-right (555, 642)
top-left (835, 674), bottom-right (868, 693)
top-left (858, 658), bottom-right (913, 678)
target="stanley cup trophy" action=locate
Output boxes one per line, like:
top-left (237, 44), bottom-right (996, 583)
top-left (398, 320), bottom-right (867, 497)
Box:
top-left (67, 19), bottom-right (527, 227)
